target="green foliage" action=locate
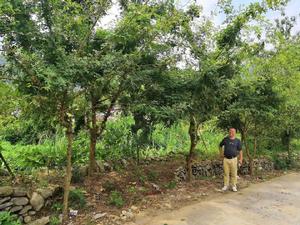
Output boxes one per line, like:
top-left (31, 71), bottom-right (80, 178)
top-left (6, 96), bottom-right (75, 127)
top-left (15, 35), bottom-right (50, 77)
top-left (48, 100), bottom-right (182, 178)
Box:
top-left (273, 157), bottom-right (289, 170)
top-left (0, 211), bottom-right (21, 225)
top-left (69, 189), bottom-right (86, 209)
top-left (0, 0), bottom-right (299, 182)
top-left (128, 186), bottom-right (137, 194)
top-left (109, 191), bottom-right (125, 208)
top-left (71, 166), bottom-right (86, 184)
top-left (98, 116), bottom-right (134, 160)
top-left (132, 167), bottom-right (146, 184)
top-left (1, 129), bottom-right (89, 171)
top-left (51, 202), bottom-right (63, 213)
top-left (49, 216), bottom-right (61, 225)
top-left (103, 180), bottom-right (119, 192)
top-left (165, 180), bottom-right (177, 189)
top-left (147, 171), bottom-right (159, 182)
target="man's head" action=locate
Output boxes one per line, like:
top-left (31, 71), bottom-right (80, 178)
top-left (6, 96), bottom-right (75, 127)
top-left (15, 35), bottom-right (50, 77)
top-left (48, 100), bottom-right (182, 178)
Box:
top-left (229, 128), bottom-right (236, 139)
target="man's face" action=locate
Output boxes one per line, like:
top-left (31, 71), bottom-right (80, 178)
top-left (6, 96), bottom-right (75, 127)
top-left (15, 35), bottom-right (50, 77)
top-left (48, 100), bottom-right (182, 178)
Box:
top-left (229, 128), bottom-right (236, 138)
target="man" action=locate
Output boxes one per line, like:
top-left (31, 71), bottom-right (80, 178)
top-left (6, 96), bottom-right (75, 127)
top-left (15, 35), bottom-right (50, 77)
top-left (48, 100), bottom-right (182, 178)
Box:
top-left (219, 128), bottom-right (243, 192)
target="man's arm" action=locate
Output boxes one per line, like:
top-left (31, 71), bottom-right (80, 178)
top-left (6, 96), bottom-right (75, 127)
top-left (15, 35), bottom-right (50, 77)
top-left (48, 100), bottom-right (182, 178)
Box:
top-left (239, 150), bottom-right (243, 165)
top-left (238, 140), bottom-right (243, 165)
top-left (219, 138), bottom-right (225, 159)
top-left (219, 146), bottom-right (224, 159)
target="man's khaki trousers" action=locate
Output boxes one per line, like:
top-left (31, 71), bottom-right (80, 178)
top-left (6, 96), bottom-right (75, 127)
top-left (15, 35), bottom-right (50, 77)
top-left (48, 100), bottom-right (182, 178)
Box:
top-left (223, 157), bottom-right (237, 187)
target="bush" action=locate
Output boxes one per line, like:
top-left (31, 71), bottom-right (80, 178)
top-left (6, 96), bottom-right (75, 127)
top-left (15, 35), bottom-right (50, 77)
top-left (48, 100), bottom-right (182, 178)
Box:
top-left (1, 130), bottom-right (89, 171)
top-left (147, 170), bottom-right (159, 182)
top-left (69, 189), bottom-right (86, 209)
top-left (0, 212), bottom-right (21, 225)
top-left (50, 216), bottom-right (61, 225)
top-left (273, 156), bottom-right (290, 170)
top-left (109, 191), bottom-right (124, 208)
top-left (51, 202), bottom-right (63, 212)
top-left (98, 116), bottom-right (134, 160)
top-left (165, 180), bottom-right (177, 189)
top-left (103, 180), bottom-right (119, 192)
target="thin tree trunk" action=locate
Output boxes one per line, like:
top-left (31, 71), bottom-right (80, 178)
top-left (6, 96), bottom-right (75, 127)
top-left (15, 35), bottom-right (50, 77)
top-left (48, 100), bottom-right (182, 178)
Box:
top-left (253, 136), bottom-right (257, 158)
top-left (187, 115), bottom-right (198, 182)
top-left (88, 98), bottom-right (98, 176)
top-left (253, 124), bottom-right (257, 160)
top-left (98, 88), bottom-right (122, 138)
top-left (136, 146), bottom-right (140, 165)
top-left (281, 130), bottom-right (291, 163)
top-left (286, 130), bottom-right (291, 162)
top-left (62, 119), bottom-right (73, 224)
top-left (242, 130), bottom-right (253, 176)
top-left (0, 151), bottom-right (15, 178)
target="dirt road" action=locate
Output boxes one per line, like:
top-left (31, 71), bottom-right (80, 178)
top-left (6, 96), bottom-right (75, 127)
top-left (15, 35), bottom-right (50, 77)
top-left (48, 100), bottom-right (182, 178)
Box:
top-left (134, 172), bottom-right (300, 225)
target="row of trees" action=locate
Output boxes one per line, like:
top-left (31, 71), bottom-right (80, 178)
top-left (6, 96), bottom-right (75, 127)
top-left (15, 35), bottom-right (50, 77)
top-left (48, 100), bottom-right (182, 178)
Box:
top-left (1, 0), bottom-right (299, 223)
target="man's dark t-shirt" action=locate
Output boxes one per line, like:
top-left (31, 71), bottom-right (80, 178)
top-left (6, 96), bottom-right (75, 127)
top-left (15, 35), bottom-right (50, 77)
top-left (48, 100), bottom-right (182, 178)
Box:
top-left (219, 137), bottom-right (242, 159)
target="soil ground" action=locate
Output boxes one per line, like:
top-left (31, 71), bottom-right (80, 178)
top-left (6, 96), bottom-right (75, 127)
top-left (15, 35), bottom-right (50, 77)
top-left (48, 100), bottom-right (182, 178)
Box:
top-left (134, 172), bottom-right (300, 225)
top-left (64, 156), bottom-right (286, 225)
top-left (0, 156), bottom-right (289, 225)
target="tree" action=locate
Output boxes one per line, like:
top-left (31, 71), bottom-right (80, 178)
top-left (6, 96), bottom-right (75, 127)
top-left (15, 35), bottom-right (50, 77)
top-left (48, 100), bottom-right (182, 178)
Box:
top-left (0, 0), bottom-right (110, 223)
top-left (269, 37), bottom-right (300, 161)
top-left (181, 2), bottom-right (269, 181)
top-left (218, 73), bottom-right (280, 175)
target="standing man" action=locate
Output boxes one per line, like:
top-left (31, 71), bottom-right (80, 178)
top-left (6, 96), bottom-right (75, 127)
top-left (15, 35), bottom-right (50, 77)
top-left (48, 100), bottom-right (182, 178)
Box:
top-left (219, 128), bottom-right (243, 192)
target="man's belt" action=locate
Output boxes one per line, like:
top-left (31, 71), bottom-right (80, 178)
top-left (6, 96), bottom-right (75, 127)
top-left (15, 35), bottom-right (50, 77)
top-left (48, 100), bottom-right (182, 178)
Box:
top-left (224, 156), bottom-right (237, 159)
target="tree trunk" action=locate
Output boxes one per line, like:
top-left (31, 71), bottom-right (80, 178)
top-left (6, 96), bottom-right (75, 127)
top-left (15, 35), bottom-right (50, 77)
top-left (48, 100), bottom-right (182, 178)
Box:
top-left (286, 130), bottom-right (291, 162)
top-left (241, 130), bottom-right (253, 176)
top-left (0, 151), bottom-right (15, 179)
top-left (186, 115), bottom-right (198, 182)
top-left (88, 98), bottom-right (98, 176)
top-left (62, 119), bottom-right (73, 224)
top-left (136, 146), bottom-right (140, 165)
top-left (253, 125), bottom-right (257, 163)
top-left (281, 130), bottom-right (292, 163)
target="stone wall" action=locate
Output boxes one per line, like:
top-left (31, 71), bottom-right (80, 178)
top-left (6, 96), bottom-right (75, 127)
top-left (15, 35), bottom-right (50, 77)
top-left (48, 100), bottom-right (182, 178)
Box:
top-left (0, 185), bottom-right (59, 224)
top-left (175, 158), bottom-right (274, 181)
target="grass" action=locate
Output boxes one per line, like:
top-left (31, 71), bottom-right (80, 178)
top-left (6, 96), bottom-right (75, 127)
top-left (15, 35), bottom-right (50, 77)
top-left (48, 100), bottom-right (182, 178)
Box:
top-left (2, 115), bottom-right (299, 174)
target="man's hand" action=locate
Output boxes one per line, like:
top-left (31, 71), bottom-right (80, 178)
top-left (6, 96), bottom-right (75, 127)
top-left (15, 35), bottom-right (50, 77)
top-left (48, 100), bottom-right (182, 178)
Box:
top-left (238, 160), bottom-right (242, 167)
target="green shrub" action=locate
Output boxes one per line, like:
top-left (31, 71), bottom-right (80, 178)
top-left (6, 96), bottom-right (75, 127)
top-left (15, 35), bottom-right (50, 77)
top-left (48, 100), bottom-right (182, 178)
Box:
top-left (165, 180), bottom-right (177, 189)
top-left (132, 168), bottom-right (146, 184)
top-left (71, 166), bottom-right (86, 184)
top-left (51, 202), bottom-right (63, 212)
top-left (69, 189), bottom-right (86, 209)
top-left (50, 216), bottom-right (61, 225)
top-left (98, 116), bottom-right (134, 160)
top-left (103, 180), bottom-right (118, 192)
top-left (273, 156), bottom-right (290, 170)
top-left (109, 191), bottom-right (124, 208)
top-left (147, 170), bottom-right (159, 182)
top-left (1, 130), bottom-right (89, 172)
top-left (128, 186), bottom-right (137, 194)
top-left (0, 211), bottom-right (21, 225)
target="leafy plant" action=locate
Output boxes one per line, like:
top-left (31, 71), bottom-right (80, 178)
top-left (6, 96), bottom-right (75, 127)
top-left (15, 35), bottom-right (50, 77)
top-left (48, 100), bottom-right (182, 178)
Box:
top-left (109, 191), bottom-right (125, 208)
top-left (69, 189), bottom-right (86, 209)
top-left (0, 212), bottom-right (21, 225)
top-left (103, 180), bottom-right (118, 192)
top-left (51, 202), bottom-right (63, 212)
top-left (49, 216), bottom-right (61, 225)
top-left (128, 186), bottom-right (137, 194)
top-left (165, 180), bottom-right (177, 189)
top-left (147, 170), bottom-right (159, 182)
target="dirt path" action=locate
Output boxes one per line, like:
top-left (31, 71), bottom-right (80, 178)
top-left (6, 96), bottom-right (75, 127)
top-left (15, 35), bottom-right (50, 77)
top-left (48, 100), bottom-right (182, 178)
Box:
top-left (133, 172), bottom-right (300, 225)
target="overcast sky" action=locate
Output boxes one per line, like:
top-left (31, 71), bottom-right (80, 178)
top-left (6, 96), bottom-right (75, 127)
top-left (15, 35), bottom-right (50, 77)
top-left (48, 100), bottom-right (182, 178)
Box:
top-left (100, 0), bottom-right (300, 34)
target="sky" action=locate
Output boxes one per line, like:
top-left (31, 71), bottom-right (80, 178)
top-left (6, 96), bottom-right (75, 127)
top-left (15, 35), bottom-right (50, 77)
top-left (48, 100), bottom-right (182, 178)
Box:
top-left (100, 0), bottom-right (300, 34)
top-left (194, 0), bottom-right (300, 33)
